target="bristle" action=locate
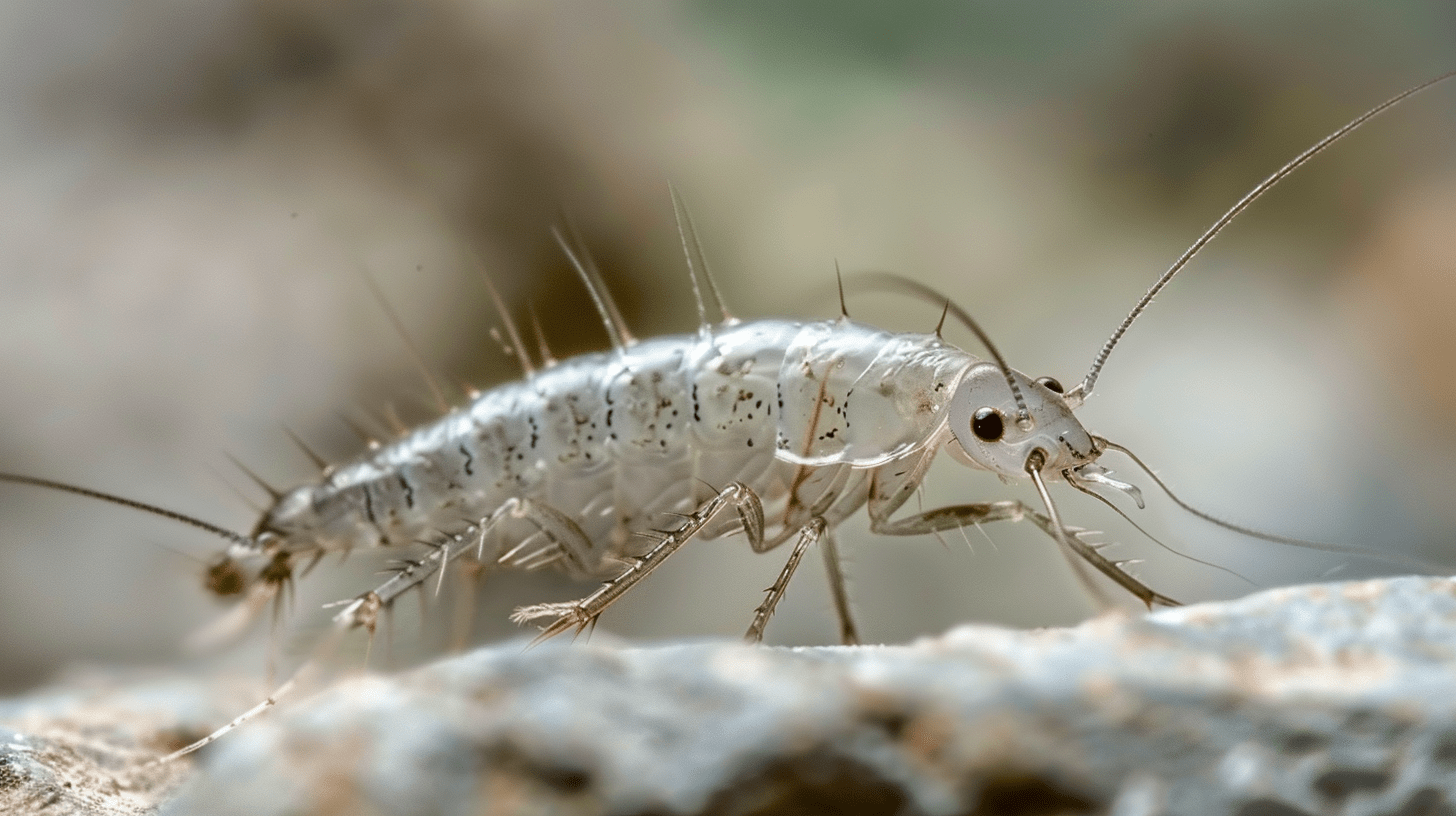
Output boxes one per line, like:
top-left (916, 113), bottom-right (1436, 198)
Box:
top-left (472, 254), bottom-right (537, 377)
top-left (669, 183), bottom-right (734, 324)
top-left (336, 412), bottom-right (382, 451)
top-left (282, 426), bottom-right (329, 472)
top-left (225, 454), bottom-right (282, 501)
top-left (552, 221), bottom-right (635, 350)
top-left (526, 302), bottom-right (557, 367)
top-left (358, 266), bottom-right (452, 415)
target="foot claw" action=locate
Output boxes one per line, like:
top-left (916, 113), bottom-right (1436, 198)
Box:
top-left (511, 601), bottom-right (592, 646)
top-left (509, 600), bottom-right (579, 624)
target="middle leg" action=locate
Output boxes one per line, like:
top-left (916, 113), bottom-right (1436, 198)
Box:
top-left (744, 518), bottom-right (826, 643)
top-left (818, 527), bottom-right (860, 645)
top-left (511, 482), bottom-right (766, 642)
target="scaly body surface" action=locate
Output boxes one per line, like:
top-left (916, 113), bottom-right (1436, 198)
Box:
top-left (258, 319), bottom-right (966, 566)
top-left (229, 311), bottom-right (1115, 641)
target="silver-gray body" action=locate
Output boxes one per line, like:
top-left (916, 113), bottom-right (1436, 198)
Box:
top-left (260, 318), bottom-right (974, 577)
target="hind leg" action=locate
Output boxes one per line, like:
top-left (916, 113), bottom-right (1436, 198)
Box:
top-left (332, 497), bottom-right (598, 633)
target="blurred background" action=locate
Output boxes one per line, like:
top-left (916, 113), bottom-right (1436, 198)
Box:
top-left (1, 0), bottom-right (1454, 692)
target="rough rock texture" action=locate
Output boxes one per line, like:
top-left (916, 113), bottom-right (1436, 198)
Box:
top-left (0, 673), bottom-right (249, 815)
top-left (7, 576), bottom-right (1456, 815)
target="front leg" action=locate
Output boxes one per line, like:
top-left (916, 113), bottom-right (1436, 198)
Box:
top-left (869, 498), bottom-right (1032, 535)
top-left (867, 458), bottom-right (1179, 609)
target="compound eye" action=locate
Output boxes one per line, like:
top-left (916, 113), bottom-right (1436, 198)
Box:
top-left (971, 407), bottom-right (1004, 441)
top-left (1036, 376), bottom-right (1064, 394)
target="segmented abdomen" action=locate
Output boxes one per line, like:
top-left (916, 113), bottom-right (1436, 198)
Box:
top-left (257, 318), bottom-right (973, 575)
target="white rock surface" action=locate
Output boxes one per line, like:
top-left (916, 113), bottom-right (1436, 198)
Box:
top-left (6, 576), bottom-right (1456, 815)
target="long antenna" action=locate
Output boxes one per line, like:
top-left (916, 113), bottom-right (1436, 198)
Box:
top-left (0, 472), bottom-right (254, 548)
top-left (1075, 70), bottom-right (1456, 400)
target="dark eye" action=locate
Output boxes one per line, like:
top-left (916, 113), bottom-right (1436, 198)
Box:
top-left (1036, 376), bottom-right (1064, 394)
top-left (971, 407), bottom-right (1004, 441)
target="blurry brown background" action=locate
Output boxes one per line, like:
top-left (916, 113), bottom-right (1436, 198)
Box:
top-left (1, 1), bottom-right (1454, 691)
